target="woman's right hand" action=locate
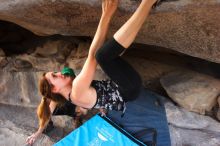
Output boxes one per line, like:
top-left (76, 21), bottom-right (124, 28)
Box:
top-left (26, 132), bottom-right (41, 145)
top-left (102, 0), bottom-right (119, 18)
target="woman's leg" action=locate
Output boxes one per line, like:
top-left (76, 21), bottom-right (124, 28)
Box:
top-left (96, 39), bottom-right (142, 101)
top-left (95, 0), bottom-right (156, 101)
top-left (114, 0), bottom-right (156, 49)
top-left (97, 0), bottom-right (156, 61)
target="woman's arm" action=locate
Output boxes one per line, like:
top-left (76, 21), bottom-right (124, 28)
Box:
top-left (88, 0), bottom-right (119, 58)
top-left (72, 0), bottom-right (118, 107)
top-left (26, 101), bottom-right (57, 145)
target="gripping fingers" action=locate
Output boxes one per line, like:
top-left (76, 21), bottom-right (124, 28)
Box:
top-left (26, 134), bottom-right (36, 145)
top-left (102, 0), bottom-right (119, 17)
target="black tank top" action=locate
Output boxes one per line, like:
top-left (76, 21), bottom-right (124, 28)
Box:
top-left (91, 79), bottom-right (126, 112)
top-left (68, 79), bottom-right (126, 113)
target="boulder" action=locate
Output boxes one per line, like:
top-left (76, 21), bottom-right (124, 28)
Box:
top-left (5, 39), bottom-right (76, 72)
top-left (0, 0), bottom-right (220, 64)
top-left (166, 101), bottom-right (220, 146)
top-left (160, 70), bottom-right (220, 114)
top-left (165, 102), bottom-right (220, 132)
top-left (0, 26), bottom-right (220, 145)
top-left (0, 119), bottom-right (54, 146)
top-left (169, 125), bottom-right (220, 146)
top-left (66, 40), bottom-right (90, 69)
top-left (0, 104), bottom-right (54, 146)
top-left (33, 39), bottom-right (75, 63)
top-left (0, 71), bottom-right (42, 107)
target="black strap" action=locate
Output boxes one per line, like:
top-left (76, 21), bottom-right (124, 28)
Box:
top-left (100, 114), bottom-right (146, 146)
top-left (68, 91), bottom-right (72, 103)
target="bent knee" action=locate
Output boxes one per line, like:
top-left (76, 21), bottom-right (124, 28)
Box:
top-left (95, 48), bottom-right (107, 64)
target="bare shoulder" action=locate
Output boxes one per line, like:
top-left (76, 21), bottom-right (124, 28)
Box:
top-left (71, 76), bottom-right (82, 97)
top-left (71, 77), bottom-right (97, 108)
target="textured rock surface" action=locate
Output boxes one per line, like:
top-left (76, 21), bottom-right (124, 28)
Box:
top-left (0, 0), bottom-right (220, 63)
top-left (166, 101), bottom-right (220, 146)
top-left (0, 120), bottom-right (54, 146)
top-left (165, 102), bottom-right (220, 132)
top-left (51, 116), bottom-right (76, 134)
top-left (217, 96), bottom-right (220, 121)
top-left (0, 71), bottom-right (42, 107)
top-left (1, 0), bottom-right (220, 144)
top-left (169, 125), bottom-right (220, 146)
top-left (160, 70), bottom-right (220, 114)
top-left (0, 48), bottom-right (7, 67)
top-left (0, 35), bottom-right (220, 145)
top-left (218, 109), bottom-right (220, 121)
top-left (0, 104), bottom-right (54, 146)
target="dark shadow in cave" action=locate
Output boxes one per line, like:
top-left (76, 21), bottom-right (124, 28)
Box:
top-left (129, 43), bottom-right (220, 80)
top-left (0, 20), bottom-right (90, 56)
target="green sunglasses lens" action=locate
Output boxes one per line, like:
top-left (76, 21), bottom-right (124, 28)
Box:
top-left (61, 67), bottom-right (75, 77)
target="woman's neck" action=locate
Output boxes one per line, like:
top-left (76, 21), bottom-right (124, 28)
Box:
top-left (59, 85), bottom-right (72, 101)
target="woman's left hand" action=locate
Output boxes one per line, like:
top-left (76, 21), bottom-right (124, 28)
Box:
top-left (26, 132), bottom-right (41, 145)
top-left (102, 0), bottom-right (119, 18)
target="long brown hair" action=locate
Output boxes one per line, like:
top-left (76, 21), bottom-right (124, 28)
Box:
top-left (37, 73), bottom-right (66, 129)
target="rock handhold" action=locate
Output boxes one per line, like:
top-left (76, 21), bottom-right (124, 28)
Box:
top-left (14, 58), bottom-right (33, 69)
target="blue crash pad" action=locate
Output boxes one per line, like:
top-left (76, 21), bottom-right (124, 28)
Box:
top-left (54, 114), bottom-right (146, 146)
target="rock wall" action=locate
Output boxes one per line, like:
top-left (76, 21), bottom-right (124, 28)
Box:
top-left (1, 0), bottom-right (220, 145)
top-left (0, 34), bottom-right (220, 145)
top-left (0, 0), bottom-right (220, 63)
